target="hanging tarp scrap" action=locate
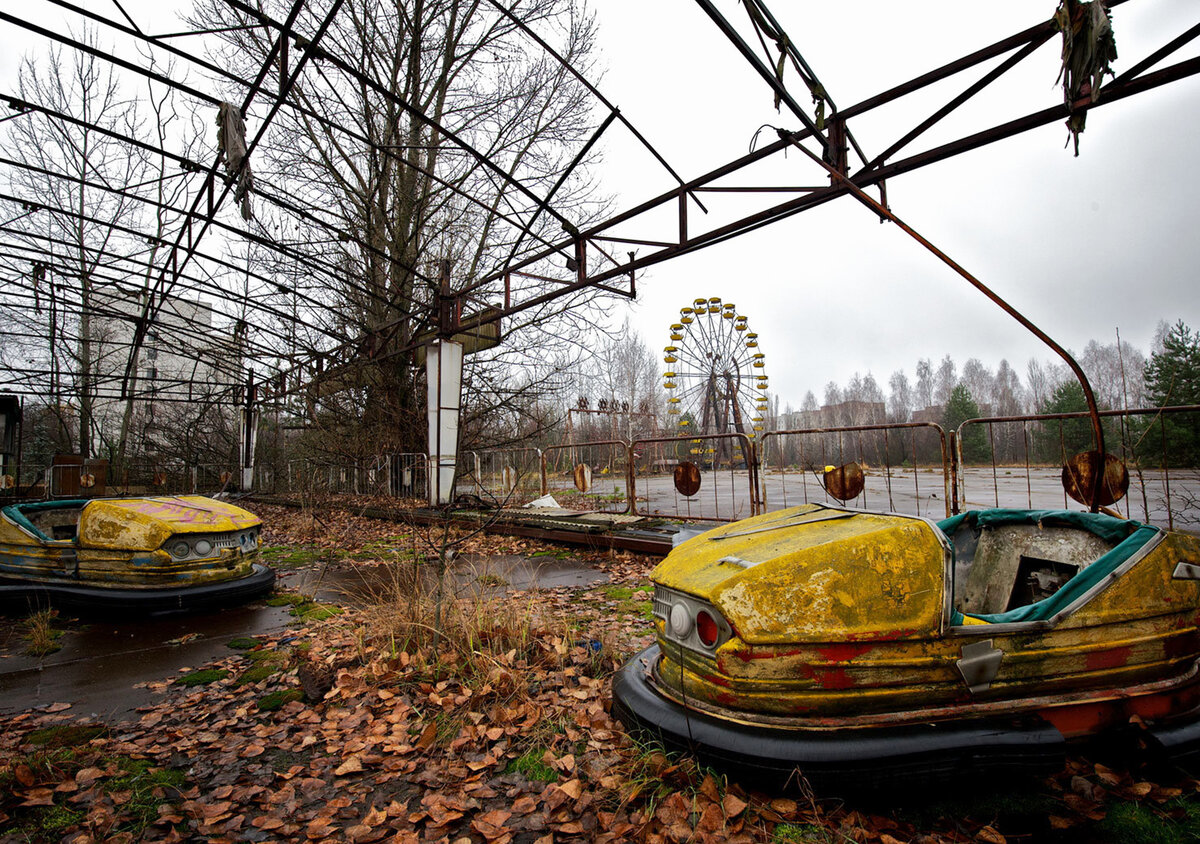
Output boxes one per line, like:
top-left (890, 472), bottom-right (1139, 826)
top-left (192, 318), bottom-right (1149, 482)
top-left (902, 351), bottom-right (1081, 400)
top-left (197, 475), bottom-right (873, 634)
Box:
top-left (1054, 0), bottom-right (1118, 156)
top-left (216, 101), bottom-right (255, 220)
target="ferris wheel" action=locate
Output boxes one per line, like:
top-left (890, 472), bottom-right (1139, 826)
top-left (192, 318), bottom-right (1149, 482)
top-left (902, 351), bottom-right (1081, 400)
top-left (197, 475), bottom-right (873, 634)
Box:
top-left (663, 297), bottom-right (768, 451)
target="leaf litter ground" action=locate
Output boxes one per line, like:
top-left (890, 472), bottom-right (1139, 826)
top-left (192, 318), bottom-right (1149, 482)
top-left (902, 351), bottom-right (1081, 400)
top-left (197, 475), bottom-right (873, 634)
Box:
top-left (3, 501), bottom-right (1200, 843)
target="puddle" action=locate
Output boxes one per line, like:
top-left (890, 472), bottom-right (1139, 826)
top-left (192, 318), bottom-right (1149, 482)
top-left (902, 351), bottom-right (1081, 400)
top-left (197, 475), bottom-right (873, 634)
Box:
top-left (0, 553), bottom-right (607, 721)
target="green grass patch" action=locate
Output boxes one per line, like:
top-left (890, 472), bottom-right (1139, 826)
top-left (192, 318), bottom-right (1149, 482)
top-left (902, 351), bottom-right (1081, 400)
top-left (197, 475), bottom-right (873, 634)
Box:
top-left (26, 724), bottom-right (107, 749)
top-left (1096, 797), bottom-right (1200, 844)
top-left (293, 602), bottom-right (341, 622)
top-left (772, 823), bottom-right (832, 843)
top-left (257, 689), bottom-right (304, 711)
top-left (260, 546), bottom-right (324, 569)
top-left (603, 584), bottom-right (654, 621)
top-left (176, 668), bottom-right (229, 687)
top-left (10, 804), bottom-right (85, 841)
top-left (235, 664), bottom-right (276, 686)
top-left (266, 591), bottom-right (307, 607)
top-left (476, 573), bottom-right (508, 587)
top-left (226, 636), bottom-right (262, 650)
top-left (104, 758), bottom-right (187, 837)
top-left (245, 646), bottom-right (289, 665)
top-left (529, 548), bottom-right (572, 560)
top-left (505, 747), bottom-right (559, 783)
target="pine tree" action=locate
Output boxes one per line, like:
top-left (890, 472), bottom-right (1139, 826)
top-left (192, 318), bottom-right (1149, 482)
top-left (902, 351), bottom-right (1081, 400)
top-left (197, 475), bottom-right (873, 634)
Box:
top-left (944, 385), bottom-right (989, 464)
top-left (1038, 380), bottom-right (1093, 461)
top-left (1143, 321), bottom-right (1200, 467)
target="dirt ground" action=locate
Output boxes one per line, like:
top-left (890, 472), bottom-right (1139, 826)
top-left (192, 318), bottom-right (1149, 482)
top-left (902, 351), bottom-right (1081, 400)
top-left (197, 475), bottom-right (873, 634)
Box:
top-left (2, 502), bottom-right (1200, 843)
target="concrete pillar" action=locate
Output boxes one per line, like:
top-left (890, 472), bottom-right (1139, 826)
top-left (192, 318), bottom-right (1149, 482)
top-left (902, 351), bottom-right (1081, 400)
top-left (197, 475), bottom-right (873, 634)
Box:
top-left (426, 339), bottom-right (463, 506)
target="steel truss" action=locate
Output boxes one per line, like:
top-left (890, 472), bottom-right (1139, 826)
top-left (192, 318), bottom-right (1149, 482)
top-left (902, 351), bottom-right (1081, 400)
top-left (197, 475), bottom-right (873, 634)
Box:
top-left (0, 0), bottom-right (1196, 419)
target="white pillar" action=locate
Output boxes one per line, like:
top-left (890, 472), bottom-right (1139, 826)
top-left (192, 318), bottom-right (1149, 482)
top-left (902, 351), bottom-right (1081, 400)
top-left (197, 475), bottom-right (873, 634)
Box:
top-left (426, 339), bottom-right (464, 505)
top-left (239, 407), bottom-right (259, 491)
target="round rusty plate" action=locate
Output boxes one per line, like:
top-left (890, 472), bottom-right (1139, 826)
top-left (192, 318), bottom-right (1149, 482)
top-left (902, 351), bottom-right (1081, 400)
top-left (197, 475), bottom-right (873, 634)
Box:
top-left (1062, 450), bottom-right (1129, 508)
top-left (79, 473), bottom-right (96, 489)
top-left (674, 461), bottom-right (702, 497)
top-left (153, 471), bottom-right (168, 486)
top-left (823, 462), bottom-right (865, 502)
top-left (0, 474), bottom-right (13, 490)
top-left (573, 463), bottom-right (592, 493)
top-left (219, 471), bottom-right (233, 485)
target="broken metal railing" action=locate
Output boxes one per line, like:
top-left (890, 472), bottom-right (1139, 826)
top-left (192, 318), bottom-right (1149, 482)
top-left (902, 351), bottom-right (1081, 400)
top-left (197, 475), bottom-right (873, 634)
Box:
top-left (759, 422), bottom-right (952, 519)
top-left (540, 440), bottom-right (631, 514)
top-left (957, 405), bottom-right (1200, 530)
top-left (629, 432), bottom-right (759, 523)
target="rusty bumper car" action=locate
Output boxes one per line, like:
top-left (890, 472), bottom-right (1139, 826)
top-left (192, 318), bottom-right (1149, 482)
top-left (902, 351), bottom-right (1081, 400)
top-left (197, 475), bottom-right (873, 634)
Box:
top-left (0, 495), bottom-right (274, 614)
top-left (613, 503), bottom-right (1200, 788)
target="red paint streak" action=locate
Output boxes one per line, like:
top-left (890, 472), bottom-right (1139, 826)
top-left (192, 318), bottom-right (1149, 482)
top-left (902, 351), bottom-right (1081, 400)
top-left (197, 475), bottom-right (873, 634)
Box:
top-left (1085, 645), bottom-right (1133, 672)
top-left (799, 664), bottom-right (856, 691)
top-left (813, 667), bottom-right (856, 690)
top-left (817, 642), bottom-right (873, 662)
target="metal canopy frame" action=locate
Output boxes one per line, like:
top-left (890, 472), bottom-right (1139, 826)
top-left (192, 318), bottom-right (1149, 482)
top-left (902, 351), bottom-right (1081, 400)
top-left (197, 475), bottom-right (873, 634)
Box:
top-left (0, 0), bottom-right (1196, 420)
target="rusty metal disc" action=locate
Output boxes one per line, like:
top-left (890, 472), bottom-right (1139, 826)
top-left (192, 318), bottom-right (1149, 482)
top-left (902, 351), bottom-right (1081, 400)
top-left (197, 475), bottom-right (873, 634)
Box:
top-left (219, 471), bottom-right (232, 485)
top-left (573, 463), bottom-right (592, 493)
top-left (153, 471), bottom-right (168, 486)
top-left (79, 473), bottom-right (95, 489)
top-left (1062, 450), bottom-right (1129, 508)
top-left (674, 461), bottom-right (702, 497)
top-left (823, 462), bottom-right (865, 502)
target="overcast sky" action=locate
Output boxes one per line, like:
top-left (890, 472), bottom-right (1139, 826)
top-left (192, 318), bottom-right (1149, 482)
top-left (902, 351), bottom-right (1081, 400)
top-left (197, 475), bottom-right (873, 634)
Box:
top-left (589, 1), bottom-right (1200, 406)
top-left (3, 1), bottom-right (1199, 409)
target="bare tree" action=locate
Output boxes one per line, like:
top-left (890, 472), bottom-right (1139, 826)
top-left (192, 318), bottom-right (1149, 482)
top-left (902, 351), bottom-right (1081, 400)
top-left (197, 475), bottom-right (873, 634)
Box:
top-left (915, 358), bottom-right (934, 411)
top-left (933, 355), bottom-right (958, 407)
top-left (188, 0), bottom-right (609, 456)
top-left (5, 30), bottom-right (145, 456)
top-left (887, 369), bottom-right (913, 423)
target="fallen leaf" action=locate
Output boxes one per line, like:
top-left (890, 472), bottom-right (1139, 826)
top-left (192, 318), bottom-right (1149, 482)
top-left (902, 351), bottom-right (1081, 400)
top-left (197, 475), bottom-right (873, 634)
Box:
top-left (976, 825), bottom-right (1006, 844)
top-left (722, 794), bottom-right (748, 819)
top-left (335, 756), bottom-right (364, 776)
top-left (44, 702), bottom-right (73, 713)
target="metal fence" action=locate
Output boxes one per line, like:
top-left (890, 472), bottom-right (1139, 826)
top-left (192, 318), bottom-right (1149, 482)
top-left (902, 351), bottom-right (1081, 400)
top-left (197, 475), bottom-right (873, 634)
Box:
top-left (759, 422), bottom-right (952, 519)
top-left (6, 405), bottom-right (1197, 531)
top-left (957, 405), bottom-right (1200, 530)
top-left (629, 432), bottom-right (759, 523)
top-left (541, 440), bottom-right (631, 513)
top-left (462, 447), bottom-right (544, 507)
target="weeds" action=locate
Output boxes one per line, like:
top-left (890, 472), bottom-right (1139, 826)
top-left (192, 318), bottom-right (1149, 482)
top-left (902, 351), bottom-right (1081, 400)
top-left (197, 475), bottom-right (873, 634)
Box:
top-left (104, 758), bottom-right (186, 836)
top-left (21, 609), bottom-right (62, 657)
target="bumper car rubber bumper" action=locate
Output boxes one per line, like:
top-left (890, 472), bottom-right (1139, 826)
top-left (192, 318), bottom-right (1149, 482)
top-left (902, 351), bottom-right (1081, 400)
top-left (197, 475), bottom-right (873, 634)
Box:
top-left (612, 644), bottom-right (1069, 790)
top-left (0, 563), bottom-right (276, 615)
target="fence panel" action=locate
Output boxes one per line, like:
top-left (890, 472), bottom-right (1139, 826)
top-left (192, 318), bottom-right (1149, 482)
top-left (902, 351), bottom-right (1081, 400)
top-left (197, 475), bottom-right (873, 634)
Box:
top-left (194, 463), bottom-right (238, 494)
top-left (760, 423), bottom-right (951, 519)
top-left (629, 433), bottom-right (757, 523)
top-left (957, 405), bottom-right (1200, 529)
top-left (388, 453), bottom-right (429, 502)
top-left (462, 447), bottom-right (544, 507)
top-left (541, 441), bottom-right (631, 513)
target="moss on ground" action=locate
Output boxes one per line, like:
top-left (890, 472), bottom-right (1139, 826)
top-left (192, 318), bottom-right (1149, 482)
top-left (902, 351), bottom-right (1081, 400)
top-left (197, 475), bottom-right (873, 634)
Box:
top-left (176, 668), bottom-right (229, 687)
top-left (505, 747), bottom-right (559, 783)
top-left (257, 689), bottom-right (304, 711)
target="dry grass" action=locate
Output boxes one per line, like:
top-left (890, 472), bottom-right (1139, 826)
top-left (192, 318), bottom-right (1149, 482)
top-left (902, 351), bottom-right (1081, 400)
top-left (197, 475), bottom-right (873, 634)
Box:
top-left (21, 608), bottom-right (62, 657)
top-left (355, 555), bottom-right (569, 688)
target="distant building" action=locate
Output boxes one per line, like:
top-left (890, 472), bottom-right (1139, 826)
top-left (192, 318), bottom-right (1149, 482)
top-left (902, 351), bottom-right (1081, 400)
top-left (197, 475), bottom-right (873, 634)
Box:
top-left (781, 400), bottom-right (886, 430)
top-left (89, 284), bottom-right (243, 456)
